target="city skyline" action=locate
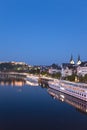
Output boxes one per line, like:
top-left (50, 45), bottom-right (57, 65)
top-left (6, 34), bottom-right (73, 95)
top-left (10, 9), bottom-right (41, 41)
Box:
top-left (0, 54), bottom-right (85, 66)
top-left (0, 0), bottom-right (87, 65)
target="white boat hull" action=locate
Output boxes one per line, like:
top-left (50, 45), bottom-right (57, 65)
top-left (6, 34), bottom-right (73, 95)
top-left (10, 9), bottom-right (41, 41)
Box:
top-left (48, 80), bottom-right (87, 101)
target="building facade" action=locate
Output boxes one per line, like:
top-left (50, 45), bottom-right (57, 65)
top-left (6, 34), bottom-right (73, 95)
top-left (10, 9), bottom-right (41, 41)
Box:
top-left (77, 62), bottom-right (87, 76)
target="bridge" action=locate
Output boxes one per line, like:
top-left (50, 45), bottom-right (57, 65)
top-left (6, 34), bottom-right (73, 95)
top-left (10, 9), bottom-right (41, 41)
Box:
top-left (0, 72), bottom-right (26, 80)
top-left (0, 72), bottom-right (56, 87)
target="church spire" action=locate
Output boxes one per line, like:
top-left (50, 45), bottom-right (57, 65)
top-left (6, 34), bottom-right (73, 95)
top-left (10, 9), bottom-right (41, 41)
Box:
top-left (77, 55), bottom-right (81, 65)
top-left (78, 55), bottom-right (80, 61)
top-left (70, 55), bottom-right (75, 65)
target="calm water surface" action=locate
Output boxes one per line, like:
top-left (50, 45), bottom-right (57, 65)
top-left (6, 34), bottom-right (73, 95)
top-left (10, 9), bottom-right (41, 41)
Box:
top-left (0, 81), bottom-right (87, 130)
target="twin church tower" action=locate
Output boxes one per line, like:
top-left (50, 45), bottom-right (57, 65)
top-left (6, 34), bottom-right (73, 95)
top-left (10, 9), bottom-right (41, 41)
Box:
top-left (70, 55), bottom-right (81, 65)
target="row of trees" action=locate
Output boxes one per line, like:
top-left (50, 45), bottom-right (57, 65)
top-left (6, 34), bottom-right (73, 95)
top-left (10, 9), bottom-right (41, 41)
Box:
top-left (0, 63), bottom-right (29, 72)
top-left (63, 74), bottom-right (87, 83)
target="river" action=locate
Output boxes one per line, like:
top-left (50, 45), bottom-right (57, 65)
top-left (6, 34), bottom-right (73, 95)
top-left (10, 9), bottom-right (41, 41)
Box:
top-left (0, 80), bottom-right (87, 130)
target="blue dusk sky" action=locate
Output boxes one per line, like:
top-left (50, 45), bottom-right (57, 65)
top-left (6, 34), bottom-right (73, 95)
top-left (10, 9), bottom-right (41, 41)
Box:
top-left (0, 0), bottom-right (87, 65)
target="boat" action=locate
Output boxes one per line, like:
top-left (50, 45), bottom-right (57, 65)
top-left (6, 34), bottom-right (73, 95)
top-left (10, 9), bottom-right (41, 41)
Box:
top-left (26, 75), bottom-right (39, 86)
top-left (48, 79), bottom-right (87, 101)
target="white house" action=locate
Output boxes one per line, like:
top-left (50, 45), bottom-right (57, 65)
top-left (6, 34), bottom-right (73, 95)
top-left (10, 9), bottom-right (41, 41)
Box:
top-left (48, 68), bottom-right (61, 74)
top-left (77, 62), bottom-right (87, 76)
top-left (61, 63), bottom-right (75, 77)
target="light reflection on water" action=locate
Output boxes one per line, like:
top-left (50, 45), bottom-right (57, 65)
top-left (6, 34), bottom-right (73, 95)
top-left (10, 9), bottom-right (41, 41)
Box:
top-left (0, 80), bottom-right (25, 87)
top-left (0, 80), bottom-right (87, 130)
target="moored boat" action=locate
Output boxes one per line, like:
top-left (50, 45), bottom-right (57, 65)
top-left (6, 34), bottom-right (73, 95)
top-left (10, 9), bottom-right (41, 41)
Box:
top-left (48, 79), bottom-right (87, 101)
top-left (26, 75), bottom-right (39, 86)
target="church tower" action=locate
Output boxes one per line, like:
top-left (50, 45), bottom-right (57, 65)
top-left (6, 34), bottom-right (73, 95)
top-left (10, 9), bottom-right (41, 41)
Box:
top-left (77, 55), bottom-right (81, 65)
top-left (70, 55), bottom-right (75, 65)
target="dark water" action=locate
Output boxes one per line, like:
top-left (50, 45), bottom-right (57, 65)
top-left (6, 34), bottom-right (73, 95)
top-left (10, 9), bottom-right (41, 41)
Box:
top-left (0, 81), bottom-right (87, 130)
